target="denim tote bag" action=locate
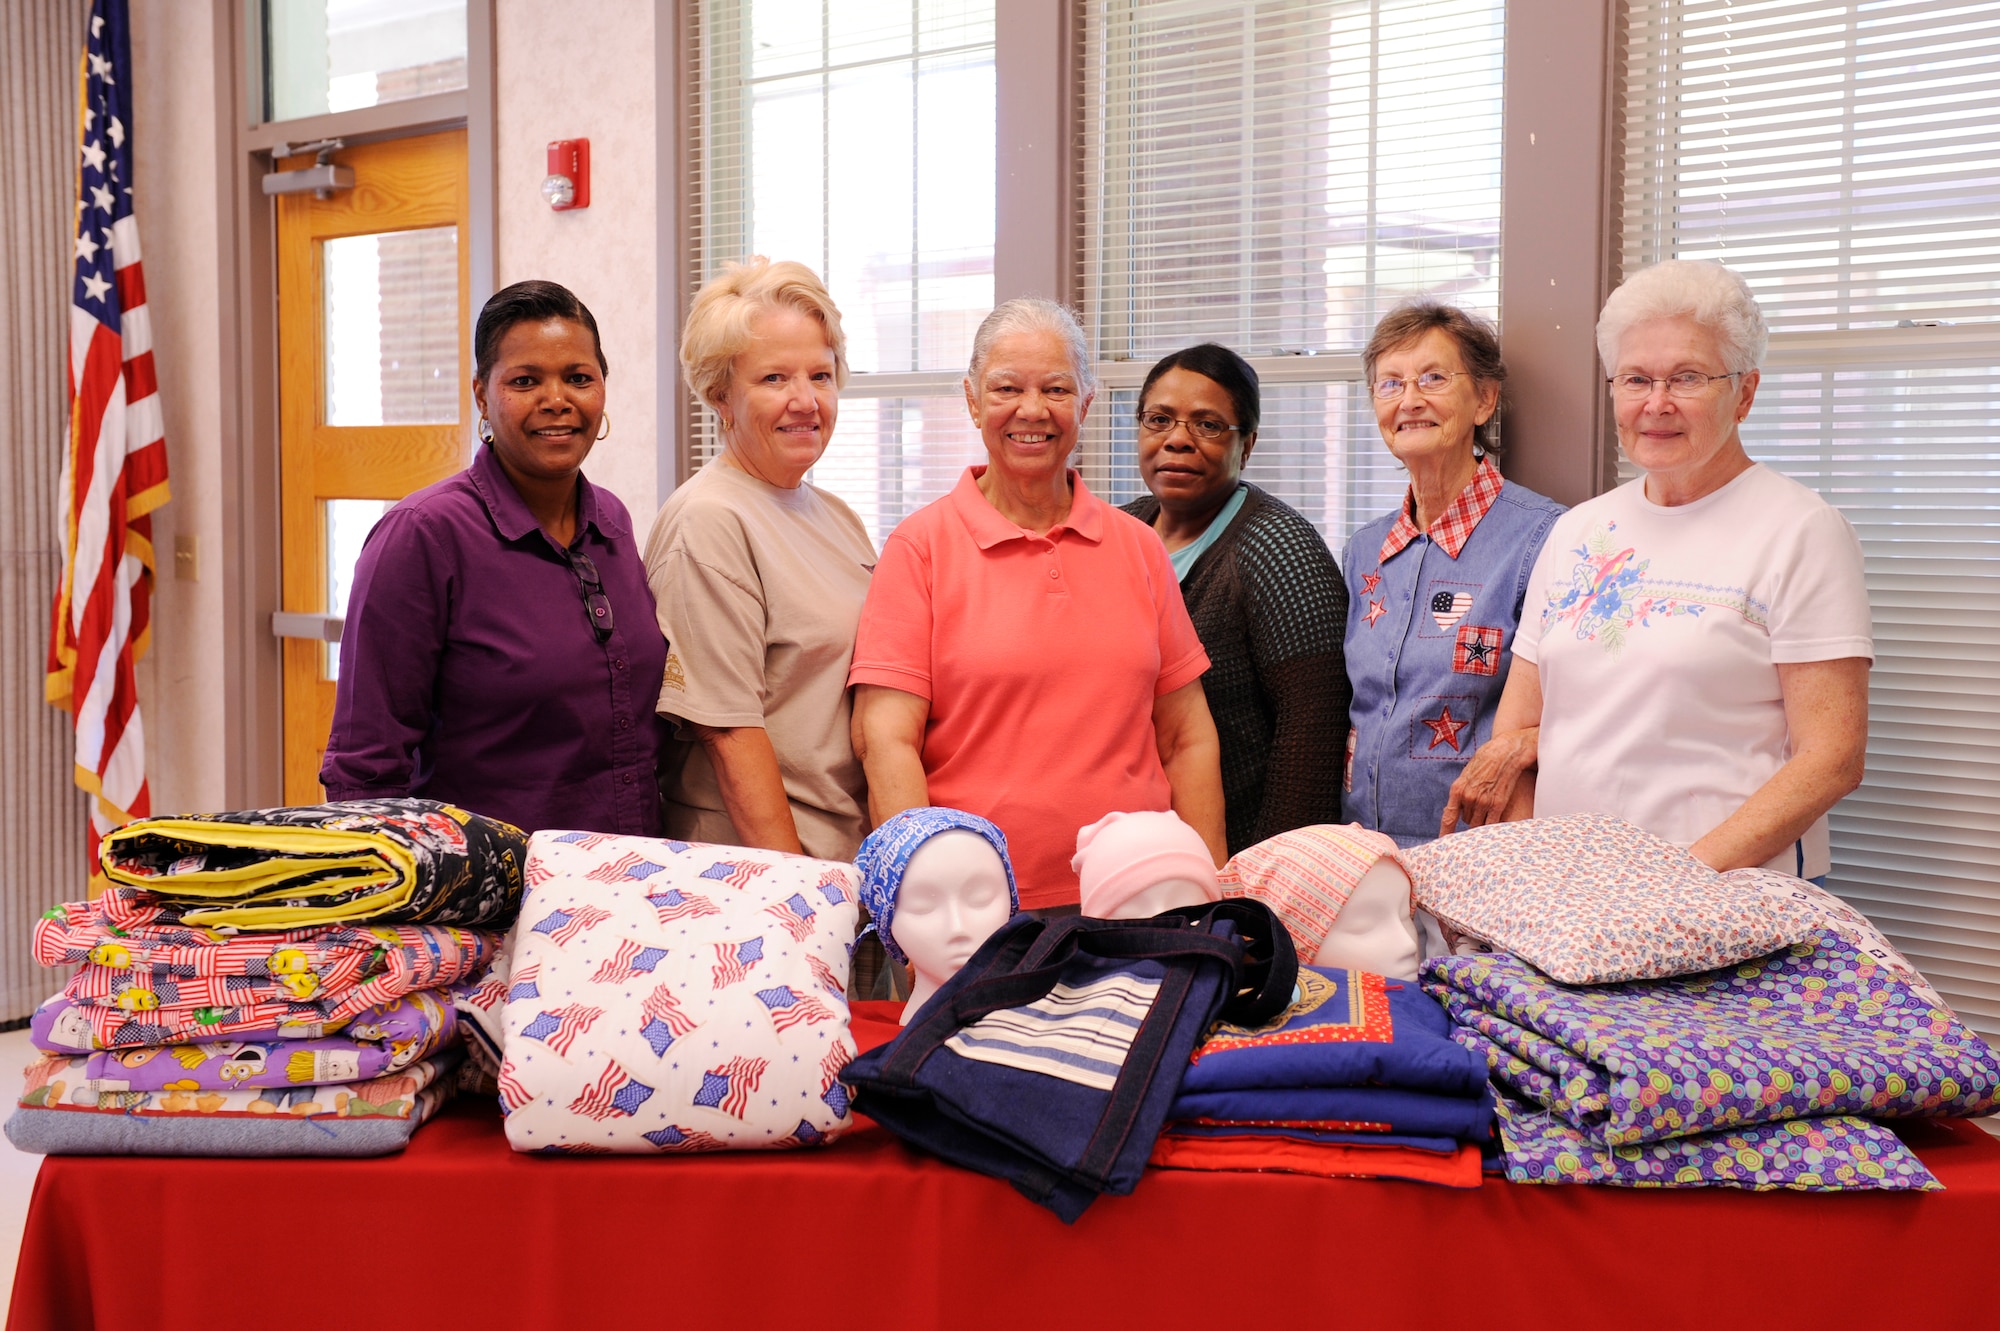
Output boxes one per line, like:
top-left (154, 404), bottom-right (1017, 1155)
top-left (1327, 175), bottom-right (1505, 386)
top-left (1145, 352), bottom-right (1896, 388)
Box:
top-left (846, 900), bottom-right (1295, 1222)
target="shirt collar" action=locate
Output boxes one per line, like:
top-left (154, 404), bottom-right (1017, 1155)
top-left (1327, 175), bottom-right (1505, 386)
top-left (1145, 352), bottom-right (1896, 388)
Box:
top-left (468, 444), bottom-right (626, 547)
top-left (949, 465), bottom-right (1106, 549)
top-left (1378, 455), bottom-right (1504, 563)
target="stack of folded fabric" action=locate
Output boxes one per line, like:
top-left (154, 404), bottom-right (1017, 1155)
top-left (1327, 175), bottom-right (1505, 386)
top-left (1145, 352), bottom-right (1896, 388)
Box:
top-left (1153, 964), bottom-right (1495, 1188)
top-left (1427, 936), bottom-right (2000, 1190)
top-left (5, 799), bottom-right (521, 1157)
top-left (1399, 813), bottom-right (2000, 1191)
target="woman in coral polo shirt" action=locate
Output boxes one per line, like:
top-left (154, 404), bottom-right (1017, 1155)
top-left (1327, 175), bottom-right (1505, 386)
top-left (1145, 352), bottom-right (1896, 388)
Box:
top-left (848, 299), bottom-right (1227, 909)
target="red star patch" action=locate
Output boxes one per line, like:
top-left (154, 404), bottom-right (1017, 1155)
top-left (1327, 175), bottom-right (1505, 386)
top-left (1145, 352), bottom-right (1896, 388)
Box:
top-left (1360, 572), bottom-right (1382, 594)
top-left (1422, 704), bottom-right (1469, 752)
top-left (1363, 598), bottom-right (1387, 627)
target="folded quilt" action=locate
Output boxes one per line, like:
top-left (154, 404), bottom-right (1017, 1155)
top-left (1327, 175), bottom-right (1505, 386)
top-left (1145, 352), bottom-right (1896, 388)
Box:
top-left (1489, 1091), bottom-right (1938, 1191)
top-left (26, 990), bottom-right (454, 1092)
top-left (36, 899), bottom-right (499, 1049)
top-left (98, 799), bottom-right (526, 928)
top-left (1169, 1083), bottom-right (1496, 1142)
top-left (1150, 1129), bottom-right (1483, 1188)
top-left (6, 1051), bottom-right (459, 1158)
top-left (1181, 966), bottom-right (1489, 1098)
top-left (1426, 937), bottom-right (2000, 1148)
top-left (1165, 1120), bottom-right (1464, 1155)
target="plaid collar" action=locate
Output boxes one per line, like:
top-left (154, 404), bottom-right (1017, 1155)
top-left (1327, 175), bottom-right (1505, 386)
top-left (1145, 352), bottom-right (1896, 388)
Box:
top-left (1378, 456), bottom-right (1504, 563)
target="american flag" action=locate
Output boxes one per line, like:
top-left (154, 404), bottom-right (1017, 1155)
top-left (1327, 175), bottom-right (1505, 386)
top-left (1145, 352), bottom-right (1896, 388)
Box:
top-left (814, 869), bottom-right (853, 906)
top-left (699, 860), bottom-right (770, 890)
top-left (791, 1119), bottom-right (825, 1147)
top-left (590, 938), bottom-right (668, 983)
top-left (646, 887), bottom-right (719, 926)
top-left (530, 905), bottom-right (611, 947)
top-left (709, 936), bottom-right (765, 989)
top-left (638, 982), bottom-right (698, 1055)
top-left (807, 954), bottom-right (846, 999)
top-left (497, 1066), bottom-right (532, 1115)
top-left (691, 1055), bottom-right (767, 1119)
top-left (819, 1045), bottom-right (853, 1118)
top-left (583, 851), bottom-right (666, 884)
top-left (462, 973), bottom-right (507, 1013)
top-left (764, 893), bottom-right (818, 943)
top-left (520, 1003), bottom-right (602, 1057)
top-left (47, 0), bottom-right (170, 880)
top-left (552, 831), bottom-right (615, 849)
top-left (642, 1123), bottom-right (723, 1152)
top-left (506, 962), bottom-right (541, 1003)
top-left (524, 859), bottom-right (554, 887)
top-left (755, 985), bottom-right (833, 1034)
top-left (570, 1059), bottom-right (654, 1121)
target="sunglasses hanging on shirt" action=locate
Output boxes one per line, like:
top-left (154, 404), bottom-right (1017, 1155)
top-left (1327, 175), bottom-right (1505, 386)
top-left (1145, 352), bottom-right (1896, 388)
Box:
top-left (564, 547), bottom-right (615, 643)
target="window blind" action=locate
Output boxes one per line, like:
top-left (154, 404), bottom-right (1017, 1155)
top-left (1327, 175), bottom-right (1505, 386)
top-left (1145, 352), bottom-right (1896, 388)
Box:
top-left (685, 0), bottom-right (995, 547)
top-left (1077, 0), bottom-right (1505, 548)
top-left (1623, 0), bottom-right (2000, 1037)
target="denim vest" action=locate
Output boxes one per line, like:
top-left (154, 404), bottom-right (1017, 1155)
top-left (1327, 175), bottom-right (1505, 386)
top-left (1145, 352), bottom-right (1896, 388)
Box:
top-left (1340, 480), bottom-right (1564, 846)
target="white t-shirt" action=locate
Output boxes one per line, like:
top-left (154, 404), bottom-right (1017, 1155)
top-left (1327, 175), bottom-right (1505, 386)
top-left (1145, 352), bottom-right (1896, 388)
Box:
top-left (1515, 463), bottom-right (1872, 877)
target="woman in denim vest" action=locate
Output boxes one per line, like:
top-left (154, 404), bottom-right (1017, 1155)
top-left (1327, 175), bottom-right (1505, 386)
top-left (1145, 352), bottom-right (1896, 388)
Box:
top-left (1339, 303), bottom-right (1564, 847)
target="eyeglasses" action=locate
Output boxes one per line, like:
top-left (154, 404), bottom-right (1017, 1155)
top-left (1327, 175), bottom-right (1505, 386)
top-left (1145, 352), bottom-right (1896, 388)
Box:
top-left (1137, 410), bottom-right (1240, 442)
top-left (564, 548), bottom-right (615, 643)
top-left (1606, 370), bottom-right (1743, 399)
top-left (1371, 371), bottom-right (1471, 400)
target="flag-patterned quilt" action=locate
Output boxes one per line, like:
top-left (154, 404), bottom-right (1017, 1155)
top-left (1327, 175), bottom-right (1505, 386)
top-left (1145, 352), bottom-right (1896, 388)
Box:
top-left (498, 831), bottom-right (860, 1153)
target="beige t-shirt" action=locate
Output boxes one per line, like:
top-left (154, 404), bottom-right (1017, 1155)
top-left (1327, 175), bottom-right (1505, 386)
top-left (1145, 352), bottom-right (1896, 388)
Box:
top-left (645, 458), bottom-right (876, 860)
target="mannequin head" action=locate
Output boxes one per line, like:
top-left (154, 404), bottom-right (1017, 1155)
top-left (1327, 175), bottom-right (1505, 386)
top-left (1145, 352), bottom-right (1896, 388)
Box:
top-left (1311, 855), bottom-right (1420, 980)
top-left (1219, 823), bottom-right (1421, 981)
top-left (854, 807), bottom-right (1020, 1023)
top-left (1073, 810), bottom-right (1221, 920)
top-left (890, 831), bottom-right (1015, 1017)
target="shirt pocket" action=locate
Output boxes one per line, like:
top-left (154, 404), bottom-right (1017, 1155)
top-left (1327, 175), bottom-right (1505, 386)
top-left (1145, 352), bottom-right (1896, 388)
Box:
top-left (1406, 693), bottom-right (1479, 762)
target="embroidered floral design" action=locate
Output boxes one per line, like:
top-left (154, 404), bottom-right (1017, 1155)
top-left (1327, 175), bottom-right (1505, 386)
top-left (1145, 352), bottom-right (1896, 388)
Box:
top-left (1540, 521), bottom-right (1767, 655)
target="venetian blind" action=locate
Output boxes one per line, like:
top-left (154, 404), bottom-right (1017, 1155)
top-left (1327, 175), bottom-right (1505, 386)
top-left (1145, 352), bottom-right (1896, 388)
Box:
top-left (1623, 0), bottom-right (2000, 1037)
top-left (684, 0), bottom-right (996, 547)
top-left (1077, 0), bottom-right (1505, 549)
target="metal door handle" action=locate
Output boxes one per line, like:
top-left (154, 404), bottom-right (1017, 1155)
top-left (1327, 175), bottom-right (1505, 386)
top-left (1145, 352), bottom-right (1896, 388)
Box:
top-left (272, 612), bottom-right (344, 642)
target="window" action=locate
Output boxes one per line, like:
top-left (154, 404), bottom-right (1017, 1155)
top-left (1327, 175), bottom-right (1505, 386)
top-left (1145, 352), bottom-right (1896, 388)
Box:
top-left (1078, 0), bottom-right (1507, 548)
top-left (1623, 0), bottom-right (2000, 1038)
top-left (263, 0), bottom-right (469, 122)
top-left (686, 0), bottom-right (997, 545)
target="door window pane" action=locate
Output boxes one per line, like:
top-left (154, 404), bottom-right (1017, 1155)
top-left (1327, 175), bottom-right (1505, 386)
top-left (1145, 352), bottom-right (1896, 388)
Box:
top-left (266, 0), bottom-right (468, 122)
top-left (323, 226), bottom-right (460, 427)
top-left (323, 498), bottom-right (393, 680)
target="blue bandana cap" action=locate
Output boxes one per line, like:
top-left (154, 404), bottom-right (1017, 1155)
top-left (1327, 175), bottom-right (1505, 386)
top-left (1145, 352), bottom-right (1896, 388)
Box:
top-left (853, 807), bottom-right (1019, 966)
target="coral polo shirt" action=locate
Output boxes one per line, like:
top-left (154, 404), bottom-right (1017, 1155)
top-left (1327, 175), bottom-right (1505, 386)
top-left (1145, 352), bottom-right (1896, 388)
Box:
top-left (849, 467), bottom-right (1210, 908)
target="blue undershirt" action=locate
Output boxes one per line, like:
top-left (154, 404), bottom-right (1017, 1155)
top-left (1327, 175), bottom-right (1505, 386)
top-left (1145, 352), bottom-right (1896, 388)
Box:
top-left (1166, 484), bottom-right (1249, 582)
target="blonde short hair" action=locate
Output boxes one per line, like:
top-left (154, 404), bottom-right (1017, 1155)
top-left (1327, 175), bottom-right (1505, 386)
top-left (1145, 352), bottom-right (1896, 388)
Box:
top-left (1597, 259), bottom-right (1768, 375)
top-left (679, 257), bottom-right (849, 412)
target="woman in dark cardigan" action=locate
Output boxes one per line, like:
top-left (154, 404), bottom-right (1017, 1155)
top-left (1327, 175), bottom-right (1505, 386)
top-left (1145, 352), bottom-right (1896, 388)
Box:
top-left (1121, 343), bottom-right (1351, 854)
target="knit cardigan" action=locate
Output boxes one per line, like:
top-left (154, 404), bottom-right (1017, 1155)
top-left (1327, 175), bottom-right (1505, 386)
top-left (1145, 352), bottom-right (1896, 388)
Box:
top-left (1122, 483), bottom-right (1352, 855)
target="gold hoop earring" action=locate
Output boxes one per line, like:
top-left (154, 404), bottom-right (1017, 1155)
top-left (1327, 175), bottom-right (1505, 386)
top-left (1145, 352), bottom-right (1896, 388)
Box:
top-left (477, 417), bottom-right (494, 444)
top-left (596, 413), bottom-right (611, 442)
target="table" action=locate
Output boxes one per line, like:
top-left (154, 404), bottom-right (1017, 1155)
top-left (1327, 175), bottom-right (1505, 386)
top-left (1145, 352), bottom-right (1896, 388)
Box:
top-left (11, 1003), bottom-right (2000, 1330)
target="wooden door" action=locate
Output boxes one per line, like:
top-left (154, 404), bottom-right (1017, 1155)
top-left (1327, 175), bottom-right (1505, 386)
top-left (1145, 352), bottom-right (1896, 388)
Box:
top-left (276, 131), bottom-right (470, 802)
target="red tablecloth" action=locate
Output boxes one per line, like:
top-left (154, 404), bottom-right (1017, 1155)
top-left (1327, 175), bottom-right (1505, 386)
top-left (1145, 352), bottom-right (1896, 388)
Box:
top-left (11, 1002), bottom-right (2000, 1330)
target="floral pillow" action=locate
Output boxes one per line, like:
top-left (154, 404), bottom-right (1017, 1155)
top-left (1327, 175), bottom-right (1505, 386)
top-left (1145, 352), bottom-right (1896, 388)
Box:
top-left (1395, 813), bottom-right (1820, 984)
top-left (499, 831), bottom-right (860, 1153)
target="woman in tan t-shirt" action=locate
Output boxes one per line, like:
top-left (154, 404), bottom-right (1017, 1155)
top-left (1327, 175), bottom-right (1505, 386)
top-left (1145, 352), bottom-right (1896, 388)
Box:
top-left (644, 258), bottom-right (875, 860)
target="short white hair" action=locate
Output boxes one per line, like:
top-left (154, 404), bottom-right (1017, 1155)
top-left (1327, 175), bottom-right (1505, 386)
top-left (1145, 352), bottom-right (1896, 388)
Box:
top-left (1596, 259), bottom-right (1769, 374)
top-left (965, 298), bottom-right (1098, 394)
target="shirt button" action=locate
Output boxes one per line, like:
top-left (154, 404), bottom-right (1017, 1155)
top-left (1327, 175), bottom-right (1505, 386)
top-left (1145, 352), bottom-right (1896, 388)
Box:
top-left (1047, 568), bottom-right (1059, 579)
top-left (622, 773), bottom-right (634, 785)
top-left (618, 717), bottom-right (631, 730)
top-left (613, 659), bottom-right (626, 670)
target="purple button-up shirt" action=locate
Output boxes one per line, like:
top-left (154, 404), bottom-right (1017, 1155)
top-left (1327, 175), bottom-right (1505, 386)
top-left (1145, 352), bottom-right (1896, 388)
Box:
top-left (322, 445), bottom-right (668, 835)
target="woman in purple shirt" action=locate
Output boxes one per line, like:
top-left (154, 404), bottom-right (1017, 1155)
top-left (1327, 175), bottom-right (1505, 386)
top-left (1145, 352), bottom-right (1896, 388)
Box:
top-left (321, 280), bottom-right (668, 834)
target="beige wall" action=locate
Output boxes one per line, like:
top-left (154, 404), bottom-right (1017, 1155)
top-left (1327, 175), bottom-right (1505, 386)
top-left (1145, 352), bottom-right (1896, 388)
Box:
top-left (131, 0), bottom-right (228, 816)
top-left (494, 0), bottom-right (660, 524)
top-left (129, 0), bottom-right (668, 815)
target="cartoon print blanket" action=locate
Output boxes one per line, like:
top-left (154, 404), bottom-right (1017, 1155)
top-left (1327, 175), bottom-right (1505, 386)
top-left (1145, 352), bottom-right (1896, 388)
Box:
top-left (27, 989), bottom-right (454, 1092)
top-left (5, 1050), bottom-right (460, 1158)
top-left (1426, 936), bottom-right (2000, 1189)
top-left (498, 831), bottom-right (860, 1153)
top-left (97, 798), bottom-right (526, 929)
top-left (34, 889), bottom-right (499, 1049)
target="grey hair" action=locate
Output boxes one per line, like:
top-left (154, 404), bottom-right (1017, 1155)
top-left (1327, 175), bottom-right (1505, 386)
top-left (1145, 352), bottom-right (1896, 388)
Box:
top-left (1596, 259), bottom-right (1769, 374)
top-left (965, 298), bottom-right (1098, 394)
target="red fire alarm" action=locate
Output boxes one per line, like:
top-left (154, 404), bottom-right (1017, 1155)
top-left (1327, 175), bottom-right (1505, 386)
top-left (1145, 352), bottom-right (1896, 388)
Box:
top-left (541, 138), bottom-right (590, 211)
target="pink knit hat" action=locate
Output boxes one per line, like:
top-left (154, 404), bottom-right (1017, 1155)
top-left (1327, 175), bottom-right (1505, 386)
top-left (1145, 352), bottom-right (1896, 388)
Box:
top-left (1218, 823), bottom-right (1400, 957)
top-left (1072, 811), bottom-right (1221, 919)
